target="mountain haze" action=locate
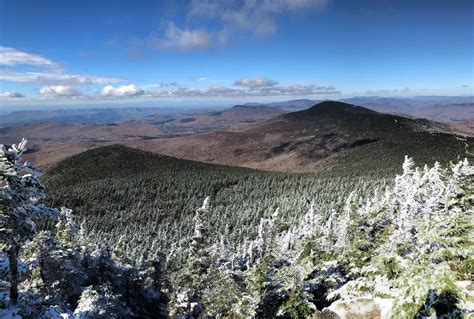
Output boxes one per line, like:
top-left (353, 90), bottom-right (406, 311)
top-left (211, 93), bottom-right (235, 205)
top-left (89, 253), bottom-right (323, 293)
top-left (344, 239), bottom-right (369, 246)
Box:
top-left (0, 104), bottom-right (286, 169)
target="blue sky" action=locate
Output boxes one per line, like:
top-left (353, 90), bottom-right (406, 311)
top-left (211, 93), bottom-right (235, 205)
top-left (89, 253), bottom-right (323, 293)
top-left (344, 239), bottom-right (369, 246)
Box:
top-left (0, 0), bottom-right (472, 108)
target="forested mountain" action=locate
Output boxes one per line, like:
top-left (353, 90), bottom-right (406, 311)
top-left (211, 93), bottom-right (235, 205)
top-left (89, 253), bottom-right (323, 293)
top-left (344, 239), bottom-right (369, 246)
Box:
top-left (1, 140), bottom-right (473, 318)
top-left (140, 101), bottom-right (471, 172)
top-left (44, 144), bottom-right (389, 261)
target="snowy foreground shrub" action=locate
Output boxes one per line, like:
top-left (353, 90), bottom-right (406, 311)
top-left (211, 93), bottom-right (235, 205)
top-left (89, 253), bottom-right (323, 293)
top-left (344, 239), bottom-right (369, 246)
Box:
top-left (167, 156), bottom-right (473, 318)
top-left (1, 140), bottom-right (166, 318)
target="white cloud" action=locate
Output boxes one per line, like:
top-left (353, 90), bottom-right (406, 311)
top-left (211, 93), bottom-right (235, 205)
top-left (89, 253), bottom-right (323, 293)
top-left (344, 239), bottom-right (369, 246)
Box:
top-left (0, 70), bottom-right (123, 85)
top-left (0, 47), bottom-right (125, 90)
top-left (100, 84), bottom-right (144, 97)
top-left (259, 84), bottom-right (338, 95)
top-left (363, 88), bottom-right (411, 95)
top-left (142, 0), bottom-right (329, 52)
top-left (39, 74), bottom-right (123, 85)
top-left (159, 81), bottom-right (179, 87)
top-left (189, 0), bottom-right (328, 36)
top-left (152, 87), bottom-right (243, 97)
top-left (149, 22), bottom-right (212, 51)
top-left (191, 76), bottom-right (210, 82)
top-left (39, 85), bottom-right (81, 97)
top-left (0, 91), bottom-right (25, 98)
top-left (0, 46), bottom-right (60, 69)
top-left (151, 83), bottom-right (339, 98)
top-left (234, 77), bottom-right (279, 88)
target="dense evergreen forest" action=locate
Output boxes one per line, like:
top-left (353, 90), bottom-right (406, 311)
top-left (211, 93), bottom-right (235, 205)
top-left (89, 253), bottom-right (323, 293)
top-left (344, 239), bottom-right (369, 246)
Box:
top-left (44, 145), bottom-right (394, 264)
top-left (1, 139), bottom-right (473, 318)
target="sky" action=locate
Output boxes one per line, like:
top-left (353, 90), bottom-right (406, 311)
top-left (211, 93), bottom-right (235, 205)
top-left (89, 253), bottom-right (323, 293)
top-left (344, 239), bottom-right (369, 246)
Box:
top-left (0, 0), bottom-right (472, 109)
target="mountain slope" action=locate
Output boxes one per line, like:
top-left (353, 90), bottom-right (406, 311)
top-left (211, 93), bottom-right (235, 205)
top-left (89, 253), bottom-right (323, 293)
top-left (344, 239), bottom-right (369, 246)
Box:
top-left (135, 101), bottom-right (472, 172)
top-left (44, 144), bottom-right (390, 259)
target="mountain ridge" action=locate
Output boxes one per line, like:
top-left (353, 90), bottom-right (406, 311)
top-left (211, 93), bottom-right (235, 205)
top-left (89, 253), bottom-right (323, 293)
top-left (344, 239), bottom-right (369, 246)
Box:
top-left (131, 101), bottom-right (472, 172)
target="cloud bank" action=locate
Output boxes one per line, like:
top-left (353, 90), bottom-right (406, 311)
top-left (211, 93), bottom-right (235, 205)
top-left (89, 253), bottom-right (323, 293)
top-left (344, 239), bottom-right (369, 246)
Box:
top-left (151, 83), bottom-right (339, 98)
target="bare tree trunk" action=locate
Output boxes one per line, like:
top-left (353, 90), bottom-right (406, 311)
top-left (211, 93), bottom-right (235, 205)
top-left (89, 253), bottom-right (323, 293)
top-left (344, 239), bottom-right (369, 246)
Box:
top-left (8, 246), bottom-right (19, 304)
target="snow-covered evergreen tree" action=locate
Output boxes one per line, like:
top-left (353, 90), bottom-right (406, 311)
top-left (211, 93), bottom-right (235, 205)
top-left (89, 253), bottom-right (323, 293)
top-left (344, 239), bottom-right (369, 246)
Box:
top-left (1, 139), bottom-right (167, 318)
top-left (171, 197), bottom-right (212, 318)
top-left (0, 139), bottom-right (58, 305)
top-left (326, 157), bottom-right (473, 318)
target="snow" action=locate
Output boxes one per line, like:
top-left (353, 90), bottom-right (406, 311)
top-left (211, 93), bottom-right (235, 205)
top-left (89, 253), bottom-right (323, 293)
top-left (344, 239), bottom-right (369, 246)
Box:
top-left (0, 306), bottom-right (23, 319)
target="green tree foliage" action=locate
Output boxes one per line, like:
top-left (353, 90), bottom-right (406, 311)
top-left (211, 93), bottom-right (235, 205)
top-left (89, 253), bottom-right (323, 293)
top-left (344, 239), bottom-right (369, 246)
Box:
top-left (0, 139), bottom-right (58, 304)
top-left (0, 141), bottom-right (167, 318)
top-left (4, 141), bottom-right (471, 318)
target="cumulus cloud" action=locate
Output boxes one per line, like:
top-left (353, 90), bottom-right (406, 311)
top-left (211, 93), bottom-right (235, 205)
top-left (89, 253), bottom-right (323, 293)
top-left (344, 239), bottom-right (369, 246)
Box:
top-left (149, 22), bottom-right (212, 51)
top-left (234, 77), bottom-right (279, 88)
top-left (0, 91), bottom-right (25, 98)
top-left (100, 84), bottom-right (145, 97)
top-left (151, 83), bottom-right (339, 98)
top-left (39, 85), bottom-right (81, 97)
top-left (0, 46), bottom-right (60, 69)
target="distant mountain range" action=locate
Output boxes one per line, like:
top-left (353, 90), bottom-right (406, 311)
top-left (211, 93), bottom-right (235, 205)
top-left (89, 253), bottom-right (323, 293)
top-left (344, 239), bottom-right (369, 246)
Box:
top-left (341, 96), bottom-right (474, 122)
top-left (0, 104), bottom-right (285, 168)
top-left (244, 99), bottom-right (322, 110)
top-left (2, 96), bottom-right (472, 128)
top-left (245, 96), bottom-right (474, 123)
top-left (0, 96), bottom-right (474, 127)
top-left (1, 99), bottom-right (472, 171)
top-left (136, 101), bottom-right (472, 172)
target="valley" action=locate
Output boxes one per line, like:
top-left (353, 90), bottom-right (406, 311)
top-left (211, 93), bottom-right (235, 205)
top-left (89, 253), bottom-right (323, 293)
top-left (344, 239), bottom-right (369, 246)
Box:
top-left (0, 104), bottom-right (285, 168)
